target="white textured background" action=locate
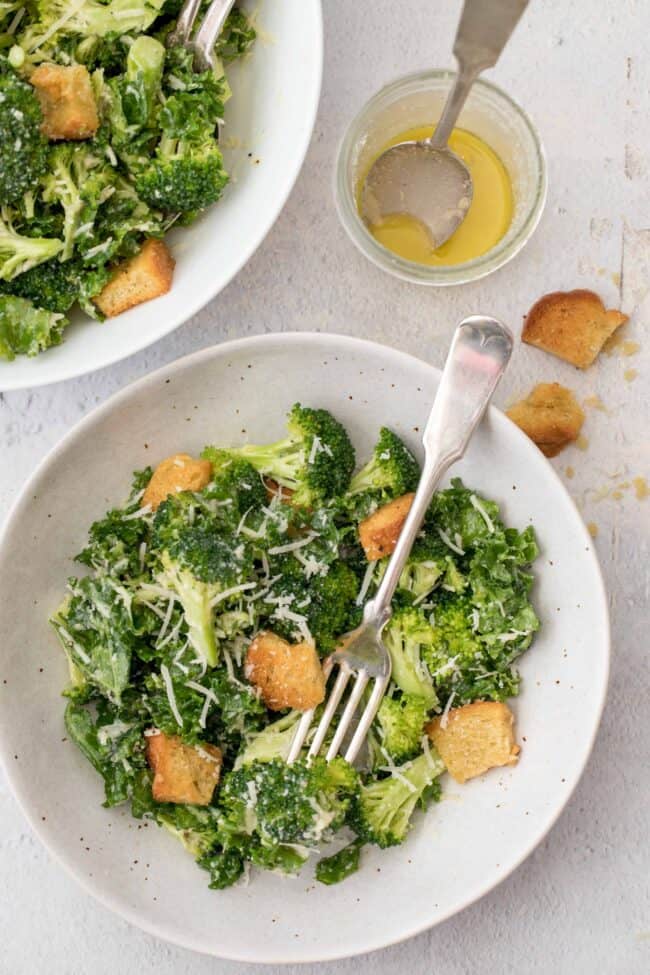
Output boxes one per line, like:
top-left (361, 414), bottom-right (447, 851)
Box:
top-left (1, 1), bottom-right (649, 971)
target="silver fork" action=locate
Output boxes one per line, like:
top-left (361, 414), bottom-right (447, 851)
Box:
top-left (167, 0), bottom-right (236, 72)
top-left (287, 315), bottom-right (513, 765)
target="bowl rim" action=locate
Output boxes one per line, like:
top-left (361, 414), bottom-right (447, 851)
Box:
top-left (0, 331), bottom-right (610, 962)
top-left (0, 1), bottom-right (324, 393)
top-left (334, 70), bottom-right (548, 286)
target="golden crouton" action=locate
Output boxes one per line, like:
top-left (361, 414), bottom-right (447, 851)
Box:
top-left (30, 64), bottom-right (99, 140)
top-left (146, 732), bottom-right (222, 805)
top-left (245, 630), bottom-right (326, 711)
top-left (142, 453), bottom-right (212, 511)
top-left (358, 493), bottom-right (415, 561)
top-left (427, 701), bottom-right (520, 784)
top-left (522, 289), bottom-right (628, 369)
top-left (93, 239), bottom-right (175, 318)
top-left (507, 382), bottom-right (585, 458)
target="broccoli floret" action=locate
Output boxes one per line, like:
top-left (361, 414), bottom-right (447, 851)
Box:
top-left (135, 134), bottom-right (228, 213)
top-left (222, 404), bottom-right (356, 508)
top-left (382, 607), bottom-right (438, 708)
top-left (4, 260), bottom-right (78, 313)
top-left (424, 599), bottom-right (484, 685)
top-left (145, 498), bottom-right (253, 667)
top-left (132, 58), bottom-right (228, 213)
top-left (3, 258), bottom-right (109, 315)
top-left (392, 532), bottom-right (465, 603)
top-left (307, 561), bottom-right (360, 651)
top-left (348, 427), bottom-right (420, 499)
top-left (0, 208), bottom-right (62, 280)
top-left (0, 293), bottom-right (67, 359)
top-left (220, 758), bottom-right (359, 857)
top-left (0, 59), bottom-right (48, 205)
top-left (236, 711), bottom-right (302, 767)
top-left (422, 597), bottom-right (524, 705)
top-left (375, 693), bottom-right (429, 764)
top-left (201, 450), bottom-right (268, 512)
top-left (350, 751), bottom-right (444, 848)
top-left (42, 145), bottom-right (115, 262)
top-left (145, 550), bottom-right (230, 669)
top-left (264, 560), bottom-right (359, 653)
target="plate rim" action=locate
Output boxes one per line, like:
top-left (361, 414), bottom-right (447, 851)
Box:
top-left (0, 0), bottom-right (324, 392)
top-left (0, 330), bottom-right (610, 962)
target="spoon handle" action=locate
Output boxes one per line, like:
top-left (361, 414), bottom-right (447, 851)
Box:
top-left (430, 0), bottom-right (529, 149)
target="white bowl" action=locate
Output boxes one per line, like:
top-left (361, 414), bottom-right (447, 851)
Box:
top-left (0, 1), bottom-right (323, 392)
top-left (0, 333), bottom-right (609, 963)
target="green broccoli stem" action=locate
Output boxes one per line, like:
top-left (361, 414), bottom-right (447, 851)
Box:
top-left (232, 439), bottom-right (305, 488)
top-left (156, 552), bottom-right (219, 668)
top-left (236, 711), bottom-right (302, 767)
top-left (0, 212), bottom-right (63, 281)
top-left (355, 751), bottom-right (445, 848)
top-left (348, 455), bottom-right (385, 496)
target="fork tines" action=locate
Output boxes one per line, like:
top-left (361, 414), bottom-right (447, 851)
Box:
top-left (287, 660), bottom-right (389, 765)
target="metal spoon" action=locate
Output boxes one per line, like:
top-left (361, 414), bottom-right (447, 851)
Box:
top-left (361, 0), bottom-right (529, 251)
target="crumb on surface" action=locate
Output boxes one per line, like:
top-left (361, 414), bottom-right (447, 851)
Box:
top-left (522, 289), bottom-right (628, 368)
top-left (506, 383), bottom-right (585, 457)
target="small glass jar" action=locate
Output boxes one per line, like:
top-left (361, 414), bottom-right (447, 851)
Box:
top-left (334, 71), bottom-right (547, 286)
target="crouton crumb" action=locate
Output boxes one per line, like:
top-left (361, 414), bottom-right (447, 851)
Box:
top-left (507, 383), bottom-right (585, 458)
top-left (522, 289), bottom-right (628, 369)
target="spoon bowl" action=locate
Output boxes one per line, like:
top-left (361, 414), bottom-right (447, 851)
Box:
top-left (361, 140), bottom-right (473, 249)
top-left (359, 0), bottom-right (529, 257)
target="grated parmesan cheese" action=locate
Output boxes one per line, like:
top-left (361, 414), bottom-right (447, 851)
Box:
top-left (356, 560), bottom-right (377, 606)
top-left (208, 581), bottom-right (256, 609)
top-left (470, 494), bottom-right (496, 533)
top-left (437, 528), bottom-right (465, 556)
top-left (267, 533), bottom-right (316, 556)
top-left (160, 664), bottom-right (183, 727)
top-left (439, 691), bottom-right (457, 729)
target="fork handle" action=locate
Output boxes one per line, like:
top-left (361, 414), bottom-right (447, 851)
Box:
top-left (364, 316), bottom-right (513, 627)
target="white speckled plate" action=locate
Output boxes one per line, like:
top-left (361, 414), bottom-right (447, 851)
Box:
top-left (0, 333), bottom-right (609, 962)
top-left (0, 0), bottom-right (322, 391)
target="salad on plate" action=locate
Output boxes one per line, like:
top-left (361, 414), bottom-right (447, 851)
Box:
top-left (52, 404), bottom-right (540, 888)
top-left (0, 0), bottom-right (256, 360)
